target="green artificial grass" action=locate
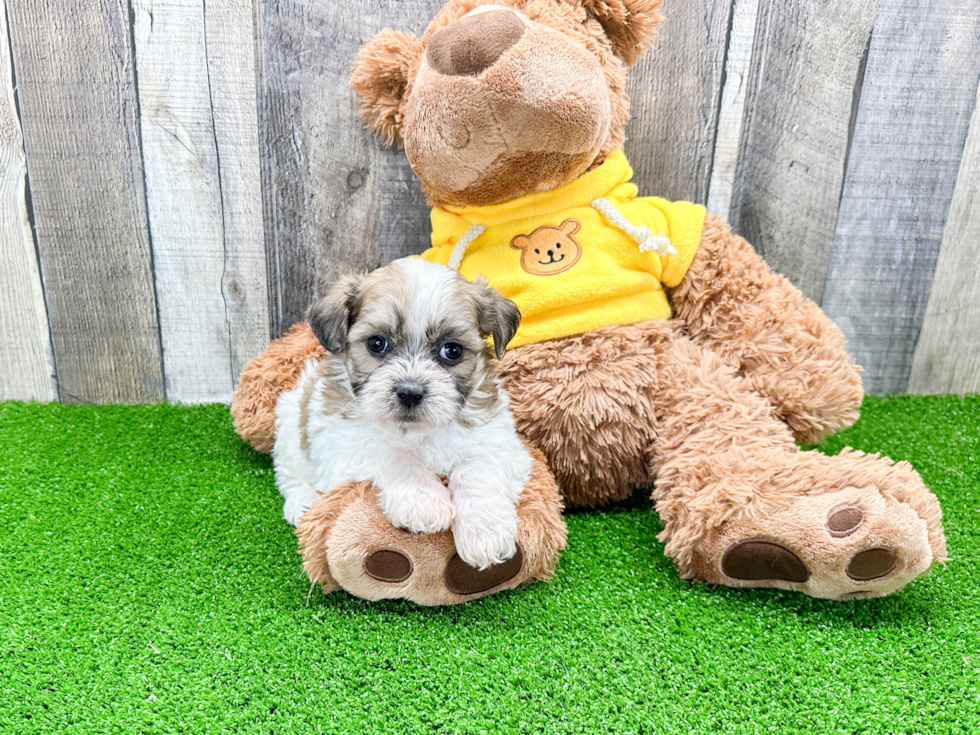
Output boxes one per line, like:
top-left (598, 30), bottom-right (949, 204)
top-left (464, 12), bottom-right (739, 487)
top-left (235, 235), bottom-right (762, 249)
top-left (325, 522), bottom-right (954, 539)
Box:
top-left (1, 396), bottom-right (978, 734)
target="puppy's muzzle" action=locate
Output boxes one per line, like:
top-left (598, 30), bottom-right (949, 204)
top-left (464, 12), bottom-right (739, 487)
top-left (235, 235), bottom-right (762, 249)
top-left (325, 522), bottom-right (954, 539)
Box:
top-left (395, 382), bottom-right (426, 409)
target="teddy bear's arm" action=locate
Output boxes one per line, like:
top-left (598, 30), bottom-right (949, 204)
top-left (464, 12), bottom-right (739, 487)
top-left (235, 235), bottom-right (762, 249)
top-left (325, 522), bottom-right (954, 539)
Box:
top-left (667, 213), bottom-right (864, 444)
top-left (232, 322), bottom-right (326, 453)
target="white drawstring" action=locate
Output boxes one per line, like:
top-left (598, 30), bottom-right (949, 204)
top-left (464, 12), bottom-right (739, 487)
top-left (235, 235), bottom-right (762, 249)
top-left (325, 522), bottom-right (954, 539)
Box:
top-left (590, 197), bottom-right (676, 255)
top-left (447, 223), bottom-right (488, 270)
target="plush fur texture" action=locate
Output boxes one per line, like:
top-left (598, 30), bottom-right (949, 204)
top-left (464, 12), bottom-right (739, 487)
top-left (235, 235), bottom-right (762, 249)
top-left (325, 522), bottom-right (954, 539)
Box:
top-left (231, 0), bottom-right (946, 600)
top-left (500, 317), bottom-right (945, 600)
top-left (274, 259), bottom-right (535, 570)
top-left (233, 322), bottom-right (325, 454)
top-left (296, 444), bottom-right (566, 606)
top-left (671, 215), bottom-right (865, 445)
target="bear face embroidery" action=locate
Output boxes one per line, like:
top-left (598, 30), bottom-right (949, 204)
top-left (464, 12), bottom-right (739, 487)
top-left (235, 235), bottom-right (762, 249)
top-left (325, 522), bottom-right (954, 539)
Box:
top-left (510, 219), bottom-right (583, 276)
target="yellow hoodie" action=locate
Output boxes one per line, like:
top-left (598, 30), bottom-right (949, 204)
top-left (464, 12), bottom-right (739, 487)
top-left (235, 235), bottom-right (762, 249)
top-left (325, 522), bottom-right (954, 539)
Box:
top-left (420, 150), bottom-right (705, 348)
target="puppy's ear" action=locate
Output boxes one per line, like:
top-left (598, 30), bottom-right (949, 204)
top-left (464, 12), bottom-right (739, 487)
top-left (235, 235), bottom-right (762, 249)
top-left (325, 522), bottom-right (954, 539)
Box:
top-left (472, 277), bottom-right (521, 359)
top-left (307, 273), bottom-right (364, 354)
top-left (580, 0), bottom-right (664, 66)
top-left (349, 30), bottom-right (425, 146)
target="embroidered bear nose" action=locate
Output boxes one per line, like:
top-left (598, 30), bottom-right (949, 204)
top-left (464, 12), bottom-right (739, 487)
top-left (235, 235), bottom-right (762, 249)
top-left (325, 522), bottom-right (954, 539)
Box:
top-left (395, 383), bottom-right (426, 408)
top-left (426, 8), bottom-right (524, 76)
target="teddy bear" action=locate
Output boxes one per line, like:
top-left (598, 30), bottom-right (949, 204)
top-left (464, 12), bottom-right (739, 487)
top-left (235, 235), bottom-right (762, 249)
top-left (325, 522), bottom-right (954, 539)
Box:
top-left (234, 0), bottom-right (946, 602)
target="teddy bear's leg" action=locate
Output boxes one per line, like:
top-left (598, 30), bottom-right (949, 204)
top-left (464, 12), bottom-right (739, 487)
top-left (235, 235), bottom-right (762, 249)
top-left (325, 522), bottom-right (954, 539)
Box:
top-left (496, 323), bottom-right (669, 508)
top-left (649, 336), bottom-right (946, 600)
top-left (669, 214), bottom-right (864, 444)
top-left (232, 322), bottom-right (324, 453)
top-left (297, 446), bottom-right (567, 606)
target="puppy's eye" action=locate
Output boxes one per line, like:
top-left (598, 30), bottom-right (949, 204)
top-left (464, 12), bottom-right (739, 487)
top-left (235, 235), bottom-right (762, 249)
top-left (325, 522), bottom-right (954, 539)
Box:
top-left (534, 249), bottom-right (540, 254)
top-left (437, 341), bottom-right (464, 365)
top-left (366, 336), bottom-right (389, 355)
top-left (555, 243), bottom-right (561, 248)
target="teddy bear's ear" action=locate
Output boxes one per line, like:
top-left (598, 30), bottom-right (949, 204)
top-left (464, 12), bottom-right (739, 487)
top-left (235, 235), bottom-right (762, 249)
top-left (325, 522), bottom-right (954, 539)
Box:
top-left (510, 235), bottom-right (530, 251)
top-left (349, 30), bottom-right (425, 146)
top-left (580, 0), bottom-right (664, 66)
top-left (559, 219), bottom-right (581, 236)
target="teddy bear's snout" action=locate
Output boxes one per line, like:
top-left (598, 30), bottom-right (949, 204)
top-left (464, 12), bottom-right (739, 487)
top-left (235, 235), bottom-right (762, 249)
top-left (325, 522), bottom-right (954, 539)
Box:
top-left (426, 8), bottom-right (524, 76)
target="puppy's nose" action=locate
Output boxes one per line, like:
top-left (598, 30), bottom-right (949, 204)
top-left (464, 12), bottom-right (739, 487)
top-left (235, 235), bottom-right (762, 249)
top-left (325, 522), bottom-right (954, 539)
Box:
top-left (426, 8), bottom-right (524, 76)
top-left (395, 383), bottom-right (426, 408)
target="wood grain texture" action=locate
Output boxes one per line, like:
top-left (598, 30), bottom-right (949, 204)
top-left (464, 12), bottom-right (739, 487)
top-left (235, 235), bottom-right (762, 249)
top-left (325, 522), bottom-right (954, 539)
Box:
top-left (379, 145), bottom-right (430, 266)
top-left (256, 0), bottom-right (443, 336)
top-left (625, 0), bottom-right (732, 204)
top-left (821, 0), bottom-right (980, 394)
top-left (705, 0), bottom-right (758, 221)
top-left (203, 0), bottom-right (270, 379)
top-left (0, 0), bottom-right (55, 400)
top-left (728, 0), bottom-right (877, 303)
top-left (908, 77), bottom-right (980, 395)
top-left (133, 0), bottom-right (268, 402)
top-left (7, 0), bottom-right (164, 403)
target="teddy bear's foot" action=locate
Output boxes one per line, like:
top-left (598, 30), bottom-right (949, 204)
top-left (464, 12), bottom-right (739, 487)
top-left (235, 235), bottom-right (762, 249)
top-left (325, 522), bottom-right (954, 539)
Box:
top-left (692, 476), bottom-right (944, 600)
top-left (296, 447), bottom-right (566, 606)
top-left (305, 488), bottom-right (528, 604)
top-left (715, 487), bottom-right (932, 599)
top-left (657, 446), bottom-right (947, 600)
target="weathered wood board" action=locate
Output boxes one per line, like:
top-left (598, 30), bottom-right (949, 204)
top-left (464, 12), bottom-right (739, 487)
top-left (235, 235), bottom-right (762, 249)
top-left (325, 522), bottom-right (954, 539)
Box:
top-left (626, 0), bottom-right (733, 204)
top-left (7, 0), bottom-right (164, 403)
top-left (203, 0), bottom-right (272, 378)
top-left (0, 0), bottom-right (55, 401)
top-left (256, 0), bottom-right (444, 336)
top-left (821, 0), bottom-right (980, 394)
top-left (378, 145), bottom-right (431, 267)
top-left (908, 77), bottom-right (980, 395)
top-left (705, 0), bottom-right (758, 221)
top-left (728, 0), bottom-right (877, 303)
top-left (132, 0), bottom-right (268, 402)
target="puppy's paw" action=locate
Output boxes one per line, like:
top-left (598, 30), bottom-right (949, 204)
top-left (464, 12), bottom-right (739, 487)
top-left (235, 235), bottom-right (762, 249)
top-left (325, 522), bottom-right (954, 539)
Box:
top-left (383, 480), bottom-right (456, 534)
top-left (452, 501), bottom-right (519, 570)
top-left (283, 492), bottom-right (314, 527)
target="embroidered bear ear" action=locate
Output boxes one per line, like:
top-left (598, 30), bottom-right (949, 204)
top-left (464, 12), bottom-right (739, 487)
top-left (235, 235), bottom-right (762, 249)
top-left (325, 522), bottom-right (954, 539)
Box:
top-left (349, 30), bottom-right (425, 146)
top-left (559, 219), bottom-right (581, 236)
top-left (580, 0), bottom-right (664, 66)
top-left (510, 234), bottom-right (531, 251)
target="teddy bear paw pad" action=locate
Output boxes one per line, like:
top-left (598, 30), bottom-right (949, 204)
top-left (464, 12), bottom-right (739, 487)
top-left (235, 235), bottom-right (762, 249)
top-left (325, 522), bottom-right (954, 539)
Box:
top-left (444, 547), bottom-right (524, 595)
top-left (364, 548), bottom-right (414, 583)
top-left (846, 547), bottom-right (898, 580)
top-left (827, 505), bottom-right (864, 537)
top-left (721, 539), bottom-right (810, 583)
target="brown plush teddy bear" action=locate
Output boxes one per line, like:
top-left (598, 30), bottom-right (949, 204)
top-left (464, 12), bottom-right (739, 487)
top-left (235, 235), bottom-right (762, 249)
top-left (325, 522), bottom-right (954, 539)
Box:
top-left (235, 0), bottom-right (946, 602)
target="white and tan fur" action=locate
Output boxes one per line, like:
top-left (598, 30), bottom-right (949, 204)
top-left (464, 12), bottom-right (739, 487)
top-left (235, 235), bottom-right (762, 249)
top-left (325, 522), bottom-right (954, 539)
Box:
top-left (273, 258), bottom-right (532, 570)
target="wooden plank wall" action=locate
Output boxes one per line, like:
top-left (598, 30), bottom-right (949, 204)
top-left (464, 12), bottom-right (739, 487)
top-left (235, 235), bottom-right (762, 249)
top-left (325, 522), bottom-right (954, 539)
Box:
top-left (7, 0), bottom-right (166, 403)
top-left (0, 0), bottom-right (978, 402)
top-left (0, 0), bottom-right (54, 401)
top-left (727, 0), bottom-right (877, 303)
top-left (821, 0), bottom-right (980, 394)
top-left (132, 0), bottom-right (268, 402)
top-left (908, 77), bottom-right (980, 395)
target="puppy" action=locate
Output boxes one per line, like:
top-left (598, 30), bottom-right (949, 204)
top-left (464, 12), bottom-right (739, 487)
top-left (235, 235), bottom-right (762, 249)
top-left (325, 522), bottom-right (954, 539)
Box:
top-left (273, 258), bottom-right (532, 570)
